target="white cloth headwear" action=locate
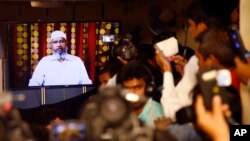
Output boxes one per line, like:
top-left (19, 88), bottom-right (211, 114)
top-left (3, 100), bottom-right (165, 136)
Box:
top-left (51, 30), bottom-right (66, 40)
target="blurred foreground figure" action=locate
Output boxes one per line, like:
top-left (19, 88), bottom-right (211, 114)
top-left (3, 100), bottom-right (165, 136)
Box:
top-left (80, 87), bottom-right (177, 141)
top-left (0, 91), bottom-right (35, 141)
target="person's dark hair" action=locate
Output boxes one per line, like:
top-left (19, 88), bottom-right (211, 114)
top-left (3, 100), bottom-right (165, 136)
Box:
top-left (97, 63), bottom-right (116, 86)
top-left (99, 63), bottom-right (116, 78)
top-left (152, 31), bottom-right (177, 44)
top-left (185, 0), bottom-right (232, 28)
top-left (135, 43), bottom-right (163, 101)
top-left (202, 0), bottom-right (239, 25)
top-left (136, 43), bottom-right (155, 60)
top-left (195, 29), bottom-right (236, 68)
top-left (116, 60), bottom-right (154, 95)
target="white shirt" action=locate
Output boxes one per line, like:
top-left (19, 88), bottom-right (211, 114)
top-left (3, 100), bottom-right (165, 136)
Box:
top-left (161, 55), bottom-right (199, 120)
top-left (28, 54), bottom-right (92, 86)
top-left (105, 74), bottom-right (117, 87)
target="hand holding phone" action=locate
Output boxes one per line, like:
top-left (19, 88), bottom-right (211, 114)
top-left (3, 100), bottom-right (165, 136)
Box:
top-left (154, 37), bottom-right (179, 57)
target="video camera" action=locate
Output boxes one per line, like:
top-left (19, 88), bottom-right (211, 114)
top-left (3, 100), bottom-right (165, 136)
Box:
top-left (111, 36), bottom-right (137, 61)
top-left (176, 68), bottom-right (240, 125)
top-left (79, 87), bottom-right (153, 141)
top-left (50, 120), bottom-right (86, 141)
top-left (49, 87), bottom-right (177, 141)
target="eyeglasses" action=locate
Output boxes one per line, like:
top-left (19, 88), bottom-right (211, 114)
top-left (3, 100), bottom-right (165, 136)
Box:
top-left (51, 40), bottom-right (66, 44)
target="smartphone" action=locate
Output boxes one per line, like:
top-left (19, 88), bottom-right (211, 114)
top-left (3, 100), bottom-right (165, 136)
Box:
top-left (154, 37), bottom-right (179, 57)
top-left (197, 68), bottom-right (230, 110)
top-left (51, 120), bottom-right (86, 141)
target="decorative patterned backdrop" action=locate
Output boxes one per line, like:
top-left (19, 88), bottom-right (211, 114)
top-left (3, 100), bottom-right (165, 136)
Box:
top-left (9, 22), bottom-right (120, 88)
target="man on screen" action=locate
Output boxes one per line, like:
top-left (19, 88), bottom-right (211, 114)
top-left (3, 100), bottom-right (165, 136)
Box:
top-left (28, 30), bottom-right (92, 86)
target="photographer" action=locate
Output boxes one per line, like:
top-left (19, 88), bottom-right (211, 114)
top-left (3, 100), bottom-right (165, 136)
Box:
top-left (155, 28), bottom-right (243, 141)
top-left (194, 28), bottom-right (243, 124)
top-left (79, 86), bottom-right (178, 141)
top-left (105, 35), bottom-right (137, 87)
top-left (158, 0), bottom-right (240, 122)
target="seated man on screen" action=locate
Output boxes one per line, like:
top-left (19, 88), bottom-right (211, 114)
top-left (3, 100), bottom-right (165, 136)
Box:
top-left (28, 30), bottom-right (92, 86)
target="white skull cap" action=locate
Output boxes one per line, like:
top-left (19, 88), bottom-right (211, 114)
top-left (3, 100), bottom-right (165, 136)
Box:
top-left (51, 30), bottom-right (66, 40)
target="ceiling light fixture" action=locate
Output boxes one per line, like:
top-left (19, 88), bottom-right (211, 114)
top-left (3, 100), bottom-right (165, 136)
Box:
top-left (30, 1), bottom-right (66, 8)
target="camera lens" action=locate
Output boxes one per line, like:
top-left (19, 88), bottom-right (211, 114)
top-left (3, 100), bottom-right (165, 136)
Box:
top-left (100, 97), bottom-right (127, 124)
top-left (111, 40), bottom-right (137, 60)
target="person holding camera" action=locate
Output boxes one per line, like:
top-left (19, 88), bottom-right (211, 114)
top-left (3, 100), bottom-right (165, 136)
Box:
top-left (28, 30), bottom-right (92, 86)
top-left (194, 28), bottom-right (243, 124)
top-left (195, 94), bottom-right (230, 141)
top-left (105, 36), bottom-right (137, 87)
top-left (154, 28), bottom-right (242, 141)
top-left (158, 0), bottom-right (240, 122)
top-left (116, 60), bottom-right (165, 128)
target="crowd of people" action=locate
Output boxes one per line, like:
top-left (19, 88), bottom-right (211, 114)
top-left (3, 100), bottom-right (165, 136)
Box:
top-left (98, 0), bottom-right (250, 141)
top-left (1, 0), bottom-right (250, 140)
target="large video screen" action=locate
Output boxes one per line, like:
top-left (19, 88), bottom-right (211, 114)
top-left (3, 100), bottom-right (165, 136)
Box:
top-left (8, 21), bottom-right (120, 88)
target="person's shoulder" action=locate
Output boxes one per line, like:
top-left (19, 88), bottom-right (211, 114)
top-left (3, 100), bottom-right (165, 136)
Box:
top-left (151, 98), bottom-right (163, 106)
top-left (66, 54), bottom-right (82, 61)
top-left (39, 55), bottom-right (54, 62)
top-left (186, 55), bottom-right (198, 65)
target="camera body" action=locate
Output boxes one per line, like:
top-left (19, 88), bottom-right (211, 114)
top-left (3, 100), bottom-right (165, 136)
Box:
top-left (79, 87), bottom-right (154, 141)
top-left (50, 120), bottom-right (86, 141)
top-left (176, 68), bottom-right (232, 124)
top-left (197, 68), bottom-right (231, 110)
top-left (111, 38), bottom-right (137, 60)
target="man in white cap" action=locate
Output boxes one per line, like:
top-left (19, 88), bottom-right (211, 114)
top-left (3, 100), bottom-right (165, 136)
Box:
top-left (28, 30), bottom-right (92, 86)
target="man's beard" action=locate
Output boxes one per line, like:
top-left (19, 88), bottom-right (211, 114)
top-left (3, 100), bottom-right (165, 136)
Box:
top-left (52, 48), bottom-right (67, 60)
